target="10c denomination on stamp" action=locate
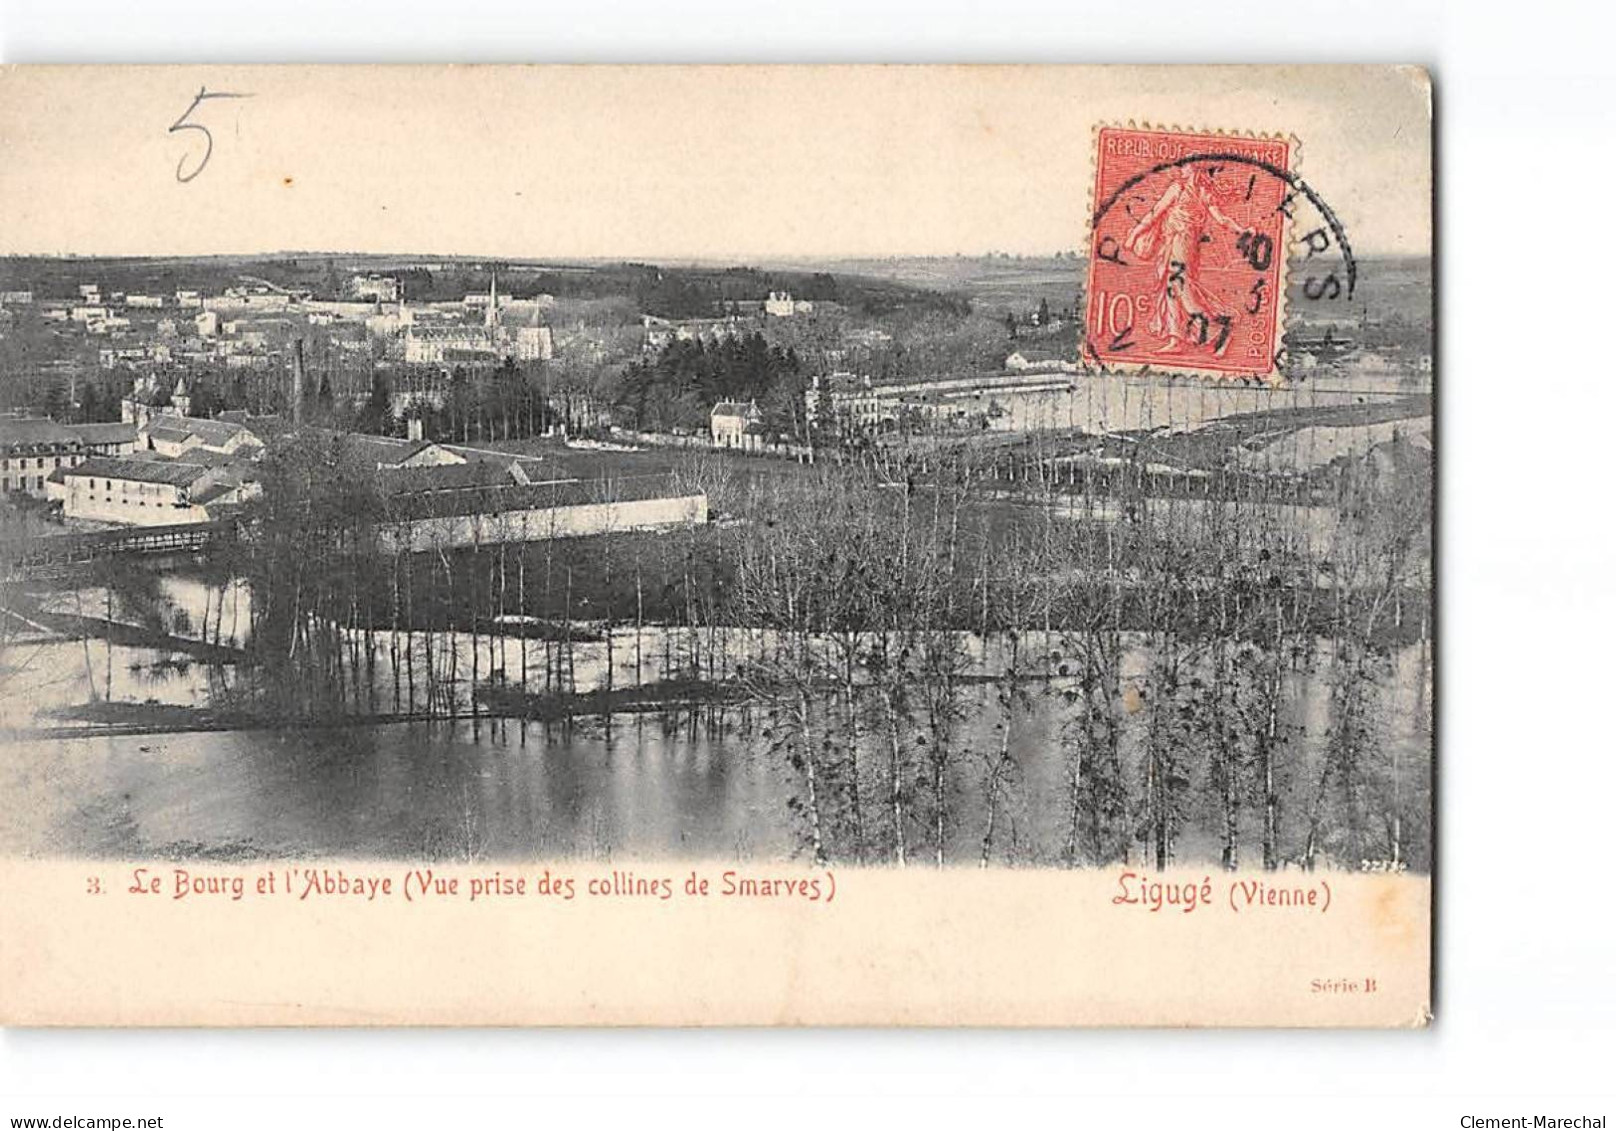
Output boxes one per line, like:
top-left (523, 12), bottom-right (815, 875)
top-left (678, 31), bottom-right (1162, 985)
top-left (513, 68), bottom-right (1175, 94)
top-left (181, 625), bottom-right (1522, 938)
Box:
top-left (1087, 125), bottom-right (1295, 380)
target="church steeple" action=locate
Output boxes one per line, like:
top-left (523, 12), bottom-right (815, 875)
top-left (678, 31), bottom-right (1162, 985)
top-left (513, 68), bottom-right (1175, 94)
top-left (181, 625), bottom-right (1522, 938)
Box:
top-left (485, 270), bottom-right (497, 329)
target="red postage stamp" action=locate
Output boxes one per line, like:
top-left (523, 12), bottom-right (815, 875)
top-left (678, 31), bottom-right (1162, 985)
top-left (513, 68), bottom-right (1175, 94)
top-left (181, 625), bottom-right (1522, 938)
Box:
top-left (1087, 125), bottom-right (1294, 379)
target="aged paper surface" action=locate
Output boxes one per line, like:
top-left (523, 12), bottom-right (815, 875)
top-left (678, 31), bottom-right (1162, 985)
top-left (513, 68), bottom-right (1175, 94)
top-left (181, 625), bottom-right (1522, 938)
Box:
top-left (0, 65), bottom-right (1432, 1026)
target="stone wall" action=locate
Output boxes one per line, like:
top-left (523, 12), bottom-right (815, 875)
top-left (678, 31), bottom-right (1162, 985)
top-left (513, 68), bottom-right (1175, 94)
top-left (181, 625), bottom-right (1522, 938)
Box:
top-left (377, 493), bottom-right (708, 553)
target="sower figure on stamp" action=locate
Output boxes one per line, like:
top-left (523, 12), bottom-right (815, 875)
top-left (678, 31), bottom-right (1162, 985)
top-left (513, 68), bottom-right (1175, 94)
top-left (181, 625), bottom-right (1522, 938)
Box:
top-left (1123, 164), bottom-right (1247, 355)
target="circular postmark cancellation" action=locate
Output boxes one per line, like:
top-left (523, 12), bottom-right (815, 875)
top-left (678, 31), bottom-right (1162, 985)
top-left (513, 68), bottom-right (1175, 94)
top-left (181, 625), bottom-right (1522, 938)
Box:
top-left (1085, 124), bottom-right (1356, 382)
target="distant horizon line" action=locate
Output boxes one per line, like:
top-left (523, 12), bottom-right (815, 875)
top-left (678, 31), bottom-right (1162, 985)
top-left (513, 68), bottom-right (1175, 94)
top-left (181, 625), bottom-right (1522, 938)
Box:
top-left (0, 249), bottom-right (1432, 265)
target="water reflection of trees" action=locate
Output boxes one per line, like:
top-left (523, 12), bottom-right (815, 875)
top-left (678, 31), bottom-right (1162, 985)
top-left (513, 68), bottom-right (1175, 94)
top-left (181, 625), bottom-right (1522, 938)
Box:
top-left (230, 433), bottom-right (1431, 873)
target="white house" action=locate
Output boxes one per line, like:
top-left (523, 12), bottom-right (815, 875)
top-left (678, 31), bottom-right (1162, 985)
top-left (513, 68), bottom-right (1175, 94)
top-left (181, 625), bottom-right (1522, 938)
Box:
top-left (0, 417), bottom-right (85, 498)
top-left (710, 400), bottom-right (764, 449)
top-left (348, 275), bottom-right (401, 303)
top-left (763, 291), bottom-right (812, 318)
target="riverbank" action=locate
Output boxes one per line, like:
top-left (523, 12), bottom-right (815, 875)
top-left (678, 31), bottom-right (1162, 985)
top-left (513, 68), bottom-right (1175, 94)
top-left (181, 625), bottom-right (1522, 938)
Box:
top-left (3, 674), bottom-right (748, 742)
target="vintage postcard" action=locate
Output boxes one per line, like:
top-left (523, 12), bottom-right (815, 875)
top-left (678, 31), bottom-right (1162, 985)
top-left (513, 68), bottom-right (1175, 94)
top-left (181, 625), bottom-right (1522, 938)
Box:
top-left (0, 65), bottom-right (1432, 1026)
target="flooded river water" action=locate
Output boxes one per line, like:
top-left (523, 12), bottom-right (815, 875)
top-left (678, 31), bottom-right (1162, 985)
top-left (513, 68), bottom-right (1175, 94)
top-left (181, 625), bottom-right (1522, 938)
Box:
top-left (1, 611), bottom-right (1430, 866)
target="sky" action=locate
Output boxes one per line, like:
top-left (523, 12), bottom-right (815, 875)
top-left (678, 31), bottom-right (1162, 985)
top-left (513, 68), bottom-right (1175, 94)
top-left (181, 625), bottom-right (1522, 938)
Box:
top-left (0, 65), bottom-right (1431, 260)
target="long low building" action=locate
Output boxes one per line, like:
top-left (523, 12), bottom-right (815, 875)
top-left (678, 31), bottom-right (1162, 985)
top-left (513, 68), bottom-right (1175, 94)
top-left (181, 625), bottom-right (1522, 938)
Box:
top-left (46, 456), bottom-right (259, 525)
top-left (374, 473), bottom-right (707, 553)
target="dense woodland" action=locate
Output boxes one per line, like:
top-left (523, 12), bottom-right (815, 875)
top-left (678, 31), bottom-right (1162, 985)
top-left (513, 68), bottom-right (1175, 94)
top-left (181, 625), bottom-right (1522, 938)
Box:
top-left (0, 256), bottom-right (961, 315)
top-left (610, 334), bottom-right (805, 436)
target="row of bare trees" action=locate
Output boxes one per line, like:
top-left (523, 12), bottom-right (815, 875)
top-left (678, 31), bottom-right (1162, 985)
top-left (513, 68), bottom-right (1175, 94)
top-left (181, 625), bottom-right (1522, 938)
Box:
top-left (217, 421), bottom-right (1428, 872)
top-left (712, 438), bottom-right (1429, 873)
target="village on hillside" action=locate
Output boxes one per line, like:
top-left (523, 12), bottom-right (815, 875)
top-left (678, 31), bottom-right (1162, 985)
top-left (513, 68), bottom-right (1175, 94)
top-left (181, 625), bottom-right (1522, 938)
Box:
top-left (0, 252), bottom-right (1430, 535)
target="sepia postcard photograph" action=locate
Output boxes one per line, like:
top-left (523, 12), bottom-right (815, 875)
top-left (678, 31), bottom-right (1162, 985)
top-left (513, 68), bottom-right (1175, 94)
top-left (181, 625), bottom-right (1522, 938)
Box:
top-left (0, 63), bottom-right (1433, 1027)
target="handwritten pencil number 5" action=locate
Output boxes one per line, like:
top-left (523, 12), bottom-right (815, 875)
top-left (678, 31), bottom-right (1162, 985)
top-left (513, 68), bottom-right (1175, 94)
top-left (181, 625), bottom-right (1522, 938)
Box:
top-left (169, 86), bottom-right (252, 183)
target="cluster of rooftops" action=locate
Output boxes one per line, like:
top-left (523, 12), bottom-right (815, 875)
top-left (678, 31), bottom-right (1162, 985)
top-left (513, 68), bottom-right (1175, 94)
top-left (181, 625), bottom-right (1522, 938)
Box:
top-left (1, 410), bottom-right (680, 526)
